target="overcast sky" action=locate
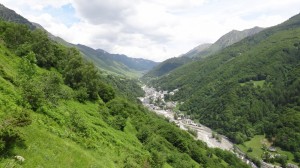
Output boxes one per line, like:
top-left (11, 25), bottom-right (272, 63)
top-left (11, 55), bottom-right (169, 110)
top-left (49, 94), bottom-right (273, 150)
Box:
top-left (2, 0), bottom-right (300, 62)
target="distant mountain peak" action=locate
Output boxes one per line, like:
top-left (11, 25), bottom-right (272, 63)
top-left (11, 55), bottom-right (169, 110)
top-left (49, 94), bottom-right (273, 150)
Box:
top-left (215, 26), bottom-right (264, 45)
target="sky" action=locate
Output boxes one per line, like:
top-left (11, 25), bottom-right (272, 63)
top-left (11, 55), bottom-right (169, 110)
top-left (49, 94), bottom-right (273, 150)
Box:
top-left (2, 0), bottom-right (300, 62)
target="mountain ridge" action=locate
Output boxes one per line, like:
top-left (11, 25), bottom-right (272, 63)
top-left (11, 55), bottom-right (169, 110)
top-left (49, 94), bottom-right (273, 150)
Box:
top-left (143, 26), bottom-right (264, 80)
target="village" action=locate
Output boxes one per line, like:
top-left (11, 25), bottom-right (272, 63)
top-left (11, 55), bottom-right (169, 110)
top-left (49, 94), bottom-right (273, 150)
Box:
top-left (139, 86), bottom-right (199, 128)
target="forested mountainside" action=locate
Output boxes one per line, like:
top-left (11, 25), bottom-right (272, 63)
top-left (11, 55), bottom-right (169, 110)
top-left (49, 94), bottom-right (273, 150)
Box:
top-left (0, 4), bottom-right (158, 78)
top-left (143, 27), bottom-right (263, 80)
top-left (0, 19), bottom-right (249, 167)
top-left (150, 13), bottom-right (300, 164)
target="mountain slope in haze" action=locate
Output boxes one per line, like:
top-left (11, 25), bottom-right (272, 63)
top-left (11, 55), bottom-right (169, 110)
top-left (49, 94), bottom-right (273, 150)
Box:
top-left (143, 44), bottom-right (212, 80)
top-left (0, 4), bottom-right (158, 78)
top-left (142, 56), bottom-right (192, 80)
top-left (181, 43), bottom-right (212, 58)
top-left (0, 19), bottom-right (250, 168)
top-left (76, 44), bottom-right (158, 77)
top-left (150, 13), bottom-right (300, 165)
top-left (143, 27), bottom-right (263, 80)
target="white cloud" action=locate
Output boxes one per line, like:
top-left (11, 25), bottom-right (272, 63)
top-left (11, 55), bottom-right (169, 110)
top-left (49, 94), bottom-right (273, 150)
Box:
top-left (1, 0), bottom-right (70, 13)
top-left (1, 0), bottom-right (300, 61)
top-left (72, 0), bottom-right (143, 26)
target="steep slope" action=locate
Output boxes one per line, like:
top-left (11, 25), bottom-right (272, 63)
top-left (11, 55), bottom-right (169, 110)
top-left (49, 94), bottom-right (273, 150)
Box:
top-left (143, 27), bottom-right (263, 80)
top-left (0, 19), bottom-right (249, 168)
top-left (151, 13), bottom-right (300, 165)
top-left (0, 4), bottom-right (158, 78)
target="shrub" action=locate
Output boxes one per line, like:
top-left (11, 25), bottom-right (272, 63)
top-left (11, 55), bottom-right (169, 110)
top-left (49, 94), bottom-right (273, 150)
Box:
top-left (0, 127), bottom-right (25, 155)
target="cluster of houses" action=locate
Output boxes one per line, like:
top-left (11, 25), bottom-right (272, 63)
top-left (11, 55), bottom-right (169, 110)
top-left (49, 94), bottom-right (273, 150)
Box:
top-left (174, 113), bottom-right (199, 127)
top-left (141, 86), bottom-right (178, 111)
top-left (140, 86), bottom-right (199, 127)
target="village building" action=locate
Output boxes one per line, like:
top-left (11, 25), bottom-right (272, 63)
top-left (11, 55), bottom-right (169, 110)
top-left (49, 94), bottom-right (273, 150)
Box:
top-left (183, 119), bottom-right (194, 125)
top-left (268, 146), bottom-right (277, 152)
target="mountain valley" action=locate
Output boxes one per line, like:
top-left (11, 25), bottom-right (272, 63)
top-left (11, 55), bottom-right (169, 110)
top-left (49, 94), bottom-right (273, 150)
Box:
top-left (0, 3), bottom-right (300, 168)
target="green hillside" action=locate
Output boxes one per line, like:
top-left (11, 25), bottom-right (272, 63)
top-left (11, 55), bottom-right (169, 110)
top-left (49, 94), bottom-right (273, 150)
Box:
top-left (0, 20), bottom-right (249, 167)
top-left (150, 13), bottom-right (300, 166)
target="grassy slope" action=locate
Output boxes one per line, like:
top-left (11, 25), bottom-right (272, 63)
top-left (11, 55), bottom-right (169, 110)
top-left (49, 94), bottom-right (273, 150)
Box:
top-left (238, 135), bottom-right (296, 165)
top-left (240, 80), bottom-right (265, 87)
top-left (0, 48), bottom-right (148, 167)
top-left (8, 102), bottom-right (147, 168)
